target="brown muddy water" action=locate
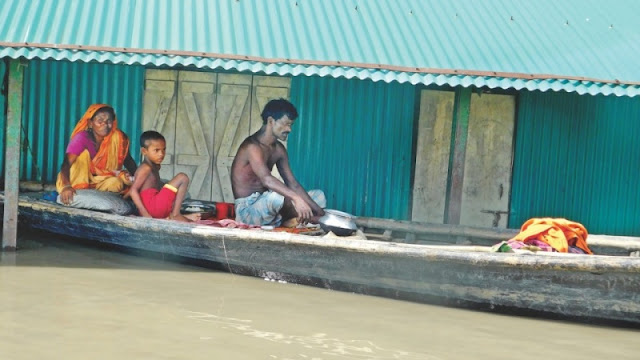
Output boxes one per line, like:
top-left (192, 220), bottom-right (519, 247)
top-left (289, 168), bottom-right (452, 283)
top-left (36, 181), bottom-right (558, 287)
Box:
top-left (1, 230), bottom-right (638, 360)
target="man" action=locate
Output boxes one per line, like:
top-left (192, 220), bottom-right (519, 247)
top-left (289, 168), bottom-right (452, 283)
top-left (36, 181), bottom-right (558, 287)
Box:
top-left (231, 98), bottom-right (326, 227)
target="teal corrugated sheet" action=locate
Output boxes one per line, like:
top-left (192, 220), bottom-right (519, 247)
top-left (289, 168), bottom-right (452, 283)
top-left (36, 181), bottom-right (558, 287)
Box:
top-left (0, 59), bottom-right (6, 178)
top-left (1, 0), bottom-right (639, 96)
top-left (20, 59), bottom-right (145, 183)
top-left (289, 76), bottom-right (415, 219)
top-left (2, 48), bottom-right (637, 98)
top-left (510, 91), bottom-right (640, 235)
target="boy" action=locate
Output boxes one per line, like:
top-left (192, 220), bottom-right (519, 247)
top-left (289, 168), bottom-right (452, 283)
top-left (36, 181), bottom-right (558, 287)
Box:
top-left (128, 131), bottom-right (199, 222)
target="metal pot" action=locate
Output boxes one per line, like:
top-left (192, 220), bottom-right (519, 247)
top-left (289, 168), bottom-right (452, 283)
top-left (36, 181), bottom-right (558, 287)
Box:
top-left (318, 209), bottom-right (358, 236)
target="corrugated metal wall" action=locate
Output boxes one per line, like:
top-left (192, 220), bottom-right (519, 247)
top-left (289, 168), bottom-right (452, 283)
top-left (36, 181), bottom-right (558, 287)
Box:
top-left (0, 59), bottom-right (6, 179)
top-left (20, 59), bottom-right (145, 183)
top-left (510, 90), bottom-right (640, 235)
top-left (289, 76), bottom-right (416, 219)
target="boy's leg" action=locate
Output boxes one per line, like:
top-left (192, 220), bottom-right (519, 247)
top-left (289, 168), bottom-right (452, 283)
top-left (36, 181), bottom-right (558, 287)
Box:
top-left (166, 173), bottom-right (197, 221)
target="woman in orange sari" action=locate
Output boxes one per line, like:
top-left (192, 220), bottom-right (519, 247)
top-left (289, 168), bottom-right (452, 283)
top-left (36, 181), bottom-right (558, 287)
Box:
top-left (56, 104), bottom-right (137, 205)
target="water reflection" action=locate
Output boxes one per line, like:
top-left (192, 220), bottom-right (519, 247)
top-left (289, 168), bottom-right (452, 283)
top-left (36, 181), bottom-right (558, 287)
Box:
top-left (189, 312), bottom-right (433, 359)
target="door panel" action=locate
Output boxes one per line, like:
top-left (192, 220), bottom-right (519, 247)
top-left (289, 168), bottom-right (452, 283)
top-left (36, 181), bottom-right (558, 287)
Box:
top-left (143, 70), bottom-right (291, 203)
top-left (174, 72), bottom-right (216, 200)
top-left (213, 74), bottom-right (253, 202)
top-left (142, 70), bottom-right (177, 182)
top-left (412, 90), bottom-right (455, 223)
top-left (460, 93), bottom-right (515, 228)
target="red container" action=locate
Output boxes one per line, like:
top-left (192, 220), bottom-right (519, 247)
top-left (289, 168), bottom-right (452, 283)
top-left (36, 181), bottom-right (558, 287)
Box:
top-left (215, 202), bottom-right (236, 220)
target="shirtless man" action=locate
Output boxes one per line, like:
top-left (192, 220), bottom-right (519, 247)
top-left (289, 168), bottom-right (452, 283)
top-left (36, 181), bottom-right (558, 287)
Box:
top-left (231, 99), bottom-right (326, 226)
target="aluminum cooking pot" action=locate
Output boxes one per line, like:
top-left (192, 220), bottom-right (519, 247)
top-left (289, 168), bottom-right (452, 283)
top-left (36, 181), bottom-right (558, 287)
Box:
top-left (318, 209), bottom-right (358, 236)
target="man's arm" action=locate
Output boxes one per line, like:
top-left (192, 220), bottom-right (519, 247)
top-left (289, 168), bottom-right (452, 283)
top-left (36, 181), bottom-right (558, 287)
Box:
top-left (246, 144), bottom-right (314, 220)
top-left (128, 164), bottom-right (153, 218)
top-left (276, 150), bottom-right (324, 217)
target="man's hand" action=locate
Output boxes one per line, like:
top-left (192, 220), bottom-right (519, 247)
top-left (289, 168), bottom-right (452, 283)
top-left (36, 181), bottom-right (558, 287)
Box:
top-left (60, 186), bottom-right (76, 205)
top-left (292, 196), bottom-right (313, 223)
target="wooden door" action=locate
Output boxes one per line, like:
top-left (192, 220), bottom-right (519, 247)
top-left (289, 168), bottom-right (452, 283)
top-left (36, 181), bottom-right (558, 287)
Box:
top-left (142, 70), bottom-right (178, 182)
top-left (211, 74), bottom-right (291, 202)
top-left (174, 71), bottom-right (217, 200)
top-left (412, 90), bottom-right (455, 223)
top-left (143, 70), bottom-right (291, 202)
top-left (459, 93), bottom-right (515, 228)
top-left (212, 74), bottom-right (253, 202)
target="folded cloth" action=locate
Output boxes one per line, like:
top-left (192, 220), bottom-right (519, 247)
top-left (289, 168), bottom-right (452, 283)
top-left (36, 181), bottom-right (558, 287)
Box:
top-left (195, 219), bottom-right (260, 229)
top-left (509, 218), bottom-right (592, 254)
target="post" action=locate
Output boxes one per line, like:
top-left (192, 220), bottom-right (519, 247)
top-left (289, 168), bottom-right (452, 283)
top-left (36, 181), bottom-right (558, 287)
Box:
top-left (2, 59), bottom-right (24, 251)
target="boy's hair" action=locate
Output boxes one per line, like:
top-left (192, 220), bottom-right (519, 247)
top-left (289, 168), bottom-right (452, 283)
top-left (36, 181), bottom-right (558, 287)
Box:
top-left (140, 130), bottom-right (165, 148)
top-left (261, 98), bottom-right (298, 124)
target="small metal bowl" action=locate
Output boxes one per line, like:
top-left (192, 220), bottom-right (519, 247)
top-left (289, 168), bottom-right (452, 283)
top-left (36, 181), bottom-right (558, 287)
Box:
top-left (319, 209), bottom-right (358, 236)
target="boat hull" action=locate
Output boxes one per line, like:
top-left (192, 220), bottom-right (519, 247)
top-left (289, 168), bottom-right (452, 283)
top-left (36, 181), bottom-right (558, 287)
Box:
top-left (3, 193), bottom-right (640, 326)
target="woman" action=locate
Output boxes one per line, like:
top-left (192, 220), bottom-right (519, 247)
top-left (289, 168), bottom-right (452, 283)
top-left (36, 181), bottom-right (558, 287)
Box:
top-left (56, 104), bottom-right (137, 205)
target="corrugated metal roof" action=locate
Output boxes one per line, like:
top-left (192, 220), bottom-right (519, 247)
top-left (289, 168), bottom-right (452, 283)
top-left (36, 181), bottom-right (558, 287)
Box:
top-left (1, 0), bottom-right (639, 96)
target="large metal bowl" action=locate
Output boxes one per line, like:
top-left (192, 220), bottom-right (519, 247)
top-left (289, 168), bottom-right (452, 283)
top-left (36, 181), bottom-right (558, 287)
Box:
top-left (319, 209), bottom-right (358, 236)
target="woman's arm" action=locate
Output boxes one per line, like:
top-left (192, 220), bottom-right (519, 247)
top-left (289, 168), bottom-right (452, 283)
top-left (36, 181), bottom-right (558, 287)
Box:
top-left (59, 153), bottom-right (79, 205)
top-left (123, 152), bottom-right (137, 175)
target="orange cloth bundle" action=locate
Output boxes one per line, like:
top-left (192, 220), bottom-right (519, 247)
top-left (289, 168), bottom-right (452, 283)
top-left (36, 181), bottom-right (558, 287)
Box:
top-left (510, 218), bottom-right (592, 254)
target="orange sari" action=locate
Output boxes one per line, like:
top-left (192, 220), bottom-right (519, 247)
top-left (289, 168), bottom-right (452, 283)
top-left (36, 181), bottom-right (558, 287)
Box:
top-left (56, 104), bottom-right (132, 192)
top-left (509, 218), bottom-right (592, 254)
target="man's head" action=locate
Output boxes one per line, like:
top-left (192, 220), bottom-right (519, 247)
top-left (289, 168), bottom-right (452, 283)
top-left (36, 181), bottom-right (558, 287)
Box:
top-left (261, 98), bottom-right (298, 124)
top-left (140, 130), bottom-right (167, 165)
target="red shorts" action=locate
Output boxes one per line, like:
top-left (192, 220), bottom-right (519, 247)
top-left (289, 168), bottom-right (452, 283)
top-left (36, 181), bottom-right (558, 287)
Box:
top-left (140, 184), bottom-right (177, 219)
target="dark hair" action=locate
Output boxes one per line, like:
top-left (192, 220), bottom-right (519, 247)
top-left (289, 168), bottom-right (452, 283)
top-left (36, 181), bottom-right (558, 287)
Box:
top-left (261, 98), bottom-right (298, 124)
top-left (93, 106), bottom-right (116, 120)
top-left (140, 130), bottom-right (165, 148)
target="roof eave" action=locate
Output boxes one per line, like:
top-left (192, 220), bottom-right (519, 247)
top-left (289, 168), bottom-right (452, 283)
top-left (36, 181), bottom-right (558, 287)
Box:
top-left (1, 43), bottom-right (639, 98)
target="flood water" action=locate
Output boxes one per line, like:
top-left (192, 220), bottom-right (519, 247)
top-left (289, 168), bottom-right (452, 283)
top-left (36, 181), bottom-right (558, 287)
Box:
top-left (1, 230), bottom-right (638, 360)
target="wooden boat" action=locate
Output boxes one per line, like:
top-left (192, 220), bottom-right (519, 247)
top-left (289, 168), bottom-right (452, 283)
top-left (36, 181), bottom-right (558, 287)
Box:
top-left (3, 191), bottom-right (640, 326)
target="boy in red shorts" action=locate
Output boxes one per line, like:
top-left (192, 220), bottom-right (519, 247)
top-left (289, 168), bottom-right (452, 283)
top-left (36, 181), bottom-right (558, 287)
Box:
top-left (128, 131), bottom-right (199, 222)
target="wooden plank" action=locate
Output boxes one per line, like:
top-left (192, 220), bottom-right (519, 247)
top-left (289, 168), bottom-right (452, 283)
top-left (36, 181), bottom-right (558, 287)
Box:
top-left (2, 60), bottom-right (24, 250)
top-left (215, 82), bottom-right (250, 202)
top-left (142, 75), bottom-right (177, 180)
top-left (177, 80), bottom-right (215, 197)
top-left (446, 87), bottom-right (472, 225)
top-left (412, 90), bottom-right (454, 223)
top-left (355, 216), bottom-right (518, 242)
top-left (460, 93), bottom-right (515, 228)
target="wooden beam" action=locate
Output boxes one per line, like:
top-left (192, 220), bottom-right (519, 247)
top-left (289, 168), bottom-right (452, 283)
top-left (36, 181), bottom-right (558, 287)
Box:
top-left (2, 59), bottom-right (24, 251)
top-left (446, 87), bottom-right (472, 225)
